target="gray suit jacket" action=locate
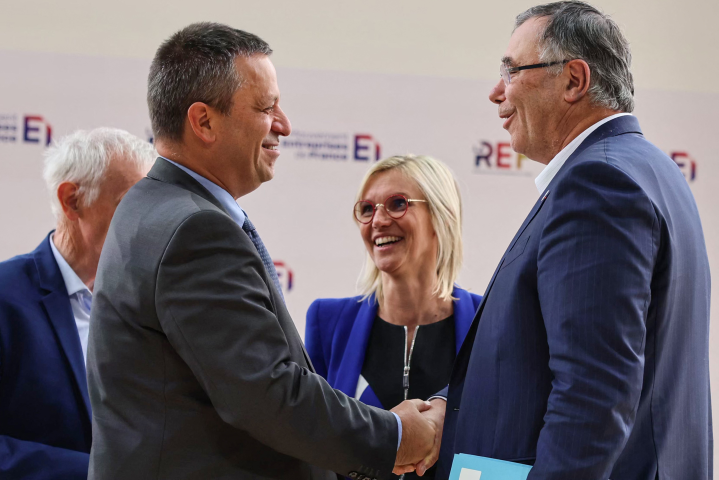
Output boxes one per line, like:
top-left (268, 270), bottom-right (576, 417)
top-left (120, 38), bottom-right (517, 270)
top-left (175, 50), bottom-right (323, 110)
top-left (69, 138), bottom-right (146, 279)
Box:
top-left (87, 158), bottom-right (398, 480)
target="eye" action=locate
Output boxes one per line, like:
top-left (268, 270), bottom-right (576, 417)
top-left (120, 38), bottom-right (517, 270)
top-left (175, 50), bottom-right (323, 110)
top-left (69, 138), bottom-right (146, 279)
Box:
top-left (386, 196), bottom-right (407, 213)
top-left (360, 203), bottom-right (373, 215)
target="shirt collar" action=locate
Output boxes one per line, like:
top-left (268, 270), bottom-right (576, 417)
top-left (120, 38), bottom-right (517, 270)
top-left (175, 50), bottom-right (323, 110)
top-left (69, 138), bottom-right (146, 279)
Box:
top-left (49, 233), bottom-right (91, 297)
top-left (534, 113), bottom-right (632, 194)
top-left (160, 156), bottom-right (246, 227)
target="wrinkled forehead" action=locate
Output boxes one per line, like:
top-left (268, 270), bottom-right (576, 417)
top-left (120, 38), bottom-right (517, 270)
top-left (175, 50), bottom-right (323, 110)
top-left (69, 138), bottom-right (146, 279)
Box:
top-left (502, 16), bottom-right (547, 66)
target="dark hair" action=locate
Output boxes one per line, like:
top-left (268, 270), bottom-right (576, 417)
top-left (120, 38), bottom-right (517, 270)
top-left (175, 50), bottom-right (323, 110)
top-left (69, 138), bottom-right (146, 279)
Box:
top-left (148, 22), bottom-right (272, 141)
top-left (516, 1), bottom-right (634, 112)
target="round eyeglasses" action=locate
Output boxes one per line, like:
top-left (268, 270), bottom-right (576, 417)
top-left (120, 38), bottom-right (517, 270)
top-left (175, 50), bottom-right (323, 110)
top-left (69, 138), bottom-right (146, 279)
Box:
top-left (354, 194), bottom-right (428, 224)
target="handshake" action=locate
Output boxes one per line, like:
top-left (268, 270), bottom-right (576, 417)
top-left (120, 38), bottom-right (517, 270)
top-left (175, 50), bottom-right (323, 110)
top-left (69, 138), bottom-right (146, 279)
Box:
top-left (390, 398), bottom-right (446, 476)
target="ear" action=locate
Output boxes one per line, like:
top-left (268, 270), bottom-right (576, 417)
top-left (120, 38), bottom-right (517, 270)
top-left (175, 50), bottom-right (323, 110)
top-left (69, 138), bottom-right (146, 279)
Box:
top-left (186, 102), bottom-right (217, 145)
top-left (57, 182), bottom-right (81, 221)
top-left (564, 59), bottom-right (591, 104)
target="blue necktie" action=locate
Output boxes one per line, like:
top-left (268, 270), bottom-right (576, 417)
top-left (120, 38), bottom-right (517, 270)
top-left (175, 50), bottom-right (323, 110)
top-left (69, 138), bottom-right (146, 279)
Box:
top-left (242, 216), bottom-right (285, 301)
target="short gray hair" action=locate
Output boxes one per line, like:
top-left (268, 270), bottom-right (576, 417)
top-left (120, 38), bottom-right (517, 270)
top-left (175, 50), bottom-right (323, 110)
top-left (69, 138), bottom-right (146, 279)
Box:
top-left (148, 22), bottom-right (273, 142)
top-left (355, 155), bottom-right (463, 304)
top-left (43, 128), bottom-right (156, 220)
top-left (516, 1), bottom-right (634, 112)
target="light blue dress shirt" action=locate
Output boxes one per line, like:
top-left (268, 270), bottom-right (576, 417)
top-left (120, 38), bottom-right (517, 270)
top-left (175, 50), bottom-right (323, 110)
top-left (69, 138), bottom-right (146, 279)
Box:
top-left (160, 157), bottom-right (402, 449)
top-left (49, 234), bottom-right (92, 365)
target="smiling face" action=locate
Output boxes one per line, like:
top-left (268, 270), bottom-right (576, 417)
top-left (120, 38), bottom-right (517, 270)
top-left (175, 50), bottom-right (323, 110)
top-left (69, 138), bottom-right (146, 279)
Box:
top-left (358, 169), bottom-right (438, 279)
top-left (215, 54), bottom-right (291, 195)
top-left (489, 17), bottom-right (568, 164)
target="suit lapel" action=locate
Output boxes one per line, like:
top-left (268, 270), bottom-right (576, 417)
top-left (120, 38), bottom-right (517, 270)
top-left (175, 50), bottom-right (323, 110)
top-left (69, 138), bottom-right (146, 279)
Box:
top-left (332, 297), bottom-right (378, 398)
top-left (34, 234), bottom-right (92, 421)
top-left (453, 191), bottom-right (550, 374)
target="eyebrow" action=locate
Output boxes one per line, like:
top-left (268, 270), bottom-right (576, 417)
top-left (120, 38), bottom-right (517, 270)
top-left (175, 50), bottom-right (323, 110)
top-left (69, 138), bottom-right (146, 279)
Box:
top-left (501, 56), bottom-right (516, 67)
top-left (258, 94), bottom-right (279, 107)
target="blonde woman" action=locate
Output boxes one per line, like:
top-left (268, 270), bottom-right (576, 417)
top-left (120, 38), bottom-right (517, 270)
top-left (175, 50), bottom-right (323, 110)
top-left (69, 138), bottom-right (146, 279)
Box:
top-left (305, 155), bottom-right (481, 480)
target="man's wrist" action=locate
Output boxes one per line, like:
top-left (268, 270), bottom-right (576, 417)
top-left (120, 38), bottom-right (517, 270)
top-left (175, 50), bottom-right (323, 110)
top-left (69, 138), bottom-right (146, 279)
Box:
top-left (392, 411), bottom-right (402, 451)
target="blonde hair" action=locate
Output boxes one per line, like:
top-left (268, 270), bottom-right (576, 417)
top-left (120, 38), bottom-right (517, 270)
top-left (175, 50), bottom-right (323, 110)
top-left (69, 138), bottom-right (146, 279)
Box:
top-left (355, 154), bottom-right (463, 304)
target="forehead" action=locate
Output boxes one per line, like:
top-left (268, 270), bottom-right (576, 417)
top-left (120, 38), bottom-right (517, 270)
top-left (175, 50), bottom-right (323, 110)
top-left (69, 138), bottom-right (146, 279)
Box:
top-left (363, 169), bottom-right (422, 199)
top-left (503, 17), bottom-right (547, 65)
top-left (234, 54), bottom-right (280, 102)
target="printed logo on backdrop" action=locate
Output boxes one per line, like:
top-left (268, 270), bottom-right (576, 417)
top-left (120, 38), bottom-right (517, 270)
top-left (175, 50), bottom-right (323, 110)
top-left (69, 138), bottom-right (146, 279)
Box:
top-left (274, 261), bottom-right (293, 292)
top-left (0, 114), bottom-right (52, 146)
top-left (474, 140), bottom-right (699, 182)
top-left (281, 131), bottom-right (382, 161)
top-left (473, 140), bottom-right (532, 176)
top-left (669, 151), bottom-right (697, 182)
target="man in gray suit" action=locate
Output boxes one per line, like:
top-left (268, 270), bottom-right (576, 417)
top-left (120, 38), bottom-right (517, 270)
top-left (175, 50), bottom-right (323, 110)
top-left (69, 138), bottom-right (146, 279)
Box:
top-left (87, 22), bottom-right (437, 480)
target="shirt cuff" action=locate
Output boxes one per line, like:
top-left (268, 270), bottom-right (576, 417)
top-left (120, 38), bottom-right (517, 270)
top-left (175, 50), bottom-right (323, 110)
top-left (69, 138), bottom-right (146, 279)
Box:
top-left (427, 395), bottom-right (447, 402)
top-left (392, 412), bottom-right (402, 451)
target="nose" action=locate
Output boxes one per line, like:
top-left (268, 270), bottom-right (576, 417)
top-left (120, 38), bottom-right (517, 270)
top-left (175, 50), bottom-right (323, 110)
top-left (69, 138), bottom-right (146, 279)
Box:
top-left (372, 205), bottom-right (393, 228)
top-left (272, 104), bottom-right (292, 137)
top-left (489, 77), bottom-right (506, 105)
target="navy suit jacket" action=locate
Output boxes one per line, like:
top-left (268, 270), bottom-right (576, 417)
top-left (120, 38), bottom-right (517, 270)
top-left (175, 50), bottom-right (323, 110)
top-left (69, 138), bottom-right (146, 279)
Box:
top-left (305, 287), bottom-right (481, 407)
top-left (437, 116), bottom-right (712, 479)
top-left (0, 233), bottom-right (91, 479)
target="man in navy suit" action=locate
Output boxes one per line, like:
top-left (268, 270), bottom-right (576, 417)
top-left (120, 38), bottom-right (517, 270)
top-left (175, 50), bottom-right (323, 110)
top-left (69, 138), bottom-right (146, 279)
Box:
top-left (416, 2), bottom-right (712, 479)
top-left (0, 128), bottom-right (154, 479)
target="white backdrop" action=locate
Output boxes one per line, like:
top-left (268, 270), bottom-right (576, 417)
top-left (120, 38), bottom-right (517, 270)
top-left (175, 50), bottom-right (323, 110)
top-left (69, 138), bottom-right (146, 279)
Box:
top-left (1, 49), bottom-right (716, 463)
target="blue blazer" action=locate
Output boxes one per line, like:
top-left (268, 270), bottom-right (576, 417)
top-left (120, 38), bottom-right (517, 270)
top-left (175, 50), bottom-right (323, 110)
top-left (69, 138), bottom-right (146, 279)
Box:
top-left (437, 116), bottom-right (712, 479)
top-left (305, 287), bottom-right (481, 408)
top-left (0, 233), bottom-right (91, 479)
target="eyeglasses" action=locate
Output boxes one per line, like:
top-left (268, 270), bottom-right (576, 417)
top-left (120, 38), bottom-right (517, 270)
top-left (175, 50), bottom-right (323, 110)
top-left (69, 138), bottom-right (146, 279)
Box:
top-left (500, 60), bottom-right (569, 85)
top-left (354, 194), bottom-right (428, 224)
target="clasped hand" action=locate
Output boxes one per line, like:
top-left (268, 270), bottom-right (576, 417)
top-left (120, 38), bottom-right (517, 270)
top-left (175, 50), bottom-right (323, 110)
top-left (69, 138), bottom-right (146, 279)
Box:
top-left (390, 398), bottom-right (446, 476)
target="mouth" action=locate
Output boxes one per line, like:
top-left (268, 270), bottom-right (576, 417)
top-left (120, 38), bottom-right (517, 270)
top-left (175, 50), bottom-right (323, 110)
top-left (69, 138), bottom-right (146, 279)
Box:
top-left (500, 111), bottom-right (515, 130)
top-left (262, 143), bottom-right (280, 154)
top-left (374, 236), bottom-right (403, 248)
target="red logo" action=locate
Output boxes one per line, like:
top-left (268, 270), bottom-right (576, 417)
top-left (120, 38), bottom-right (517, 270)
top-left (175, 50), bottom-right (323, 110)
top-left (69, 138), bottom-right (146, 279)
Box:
top-left (274, 261), bottom-right (294, 292)
top-left (670, 151), bottom-right (697, 182)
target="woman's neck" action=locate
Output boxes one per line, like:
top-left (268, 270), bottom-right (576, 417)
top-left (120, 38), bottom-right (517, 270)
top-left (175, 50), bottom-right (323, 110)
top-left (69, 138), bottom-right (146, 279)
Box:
top-left (378, 273), bottom-right (453, 327)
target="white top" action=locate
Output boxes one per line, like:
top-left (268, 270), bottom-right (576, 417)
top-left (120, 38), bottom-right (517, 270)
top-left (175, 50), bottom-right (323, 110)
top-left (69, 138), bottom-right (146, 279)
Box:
top-left (534, 113), bottom-right (632, 194)
top-left (49, 234), bottom-right (93, 365)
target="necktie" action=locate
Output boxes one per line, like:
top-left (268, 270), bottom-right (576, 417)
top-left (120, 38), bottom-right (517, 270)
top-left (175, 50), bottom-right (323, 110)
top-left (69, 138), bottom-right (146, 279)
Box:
top-left (242, 216), bottom-right (285, 301)
top-left (78, 290), bottom-right (93, 315)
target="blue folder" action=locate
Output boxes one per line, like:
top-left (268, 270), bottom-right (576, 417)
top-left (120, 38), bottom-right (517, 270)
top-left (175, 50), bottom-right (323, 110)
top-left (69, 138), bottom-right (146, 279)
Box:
top-left (449, 453), bottom-right (532, 480)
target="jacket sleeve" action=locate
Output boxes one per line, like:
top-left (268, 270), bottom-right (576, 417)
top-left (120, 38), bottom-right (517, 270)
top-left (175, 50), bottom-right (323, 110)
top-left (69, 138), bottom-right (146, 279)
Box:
top-left (305, 300), bottom-right (328, 379)
top-left (530, 160), bottom-right (658, 479)
top-left (155, 211), bottom-right (398, 479)
top-left (0, 435), bottom-right (89, 480)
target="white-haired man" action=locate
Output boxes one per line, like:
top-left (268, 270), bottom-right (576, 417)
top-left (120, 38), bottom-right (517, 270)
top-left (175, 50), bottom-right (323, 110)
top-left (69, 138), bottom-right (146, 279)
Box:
top-left (0, 128), bottom-right (154, 479)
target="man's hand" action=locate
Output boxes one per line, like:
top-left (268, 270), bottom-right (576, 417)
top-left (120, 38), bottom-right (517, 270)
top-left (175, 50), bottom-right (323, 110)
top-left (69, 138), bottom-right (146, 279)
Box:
top-left (415, 398), bottom-right (445, 476)
top-left (390, 399), bottom-right (437, 473)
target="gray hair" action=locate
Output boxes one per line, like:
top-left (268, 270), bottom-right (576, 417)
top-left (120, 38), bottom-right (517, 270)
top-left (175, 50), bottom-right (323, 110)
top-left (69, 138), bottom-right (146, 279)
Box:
top-left (516, 1), bottom-right (634, 112)
top-left (148, 22), bottom-right (273, 142)
top-left (43, 128), bottom-right (156, 220)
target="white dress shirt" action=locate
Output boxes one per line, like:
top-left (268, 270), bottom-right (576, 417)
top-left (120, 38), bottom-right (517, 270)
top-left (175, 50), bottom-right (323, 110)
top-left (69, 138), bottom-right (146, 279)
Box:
top-left (535, 113), bottom-right (632, 194)
top-left (49, 234), bottom-right (93, 365)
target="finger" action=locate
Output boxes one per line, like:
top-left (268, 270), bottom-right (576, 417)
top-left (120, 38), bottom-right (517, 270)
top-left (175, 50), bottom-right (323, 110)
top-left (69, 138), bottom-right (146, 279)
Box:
top-left (407, 398), bottom-right (432, 412)
top-left (393, 464), bottom-right (415, 475)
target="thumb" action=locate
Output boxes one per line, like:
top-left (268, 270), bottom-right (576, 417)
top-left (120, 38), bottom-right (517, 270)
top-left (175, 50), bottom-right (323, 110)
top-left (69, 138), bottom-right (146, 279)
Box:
top-left (407, 398), bottom-right (432, 413)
